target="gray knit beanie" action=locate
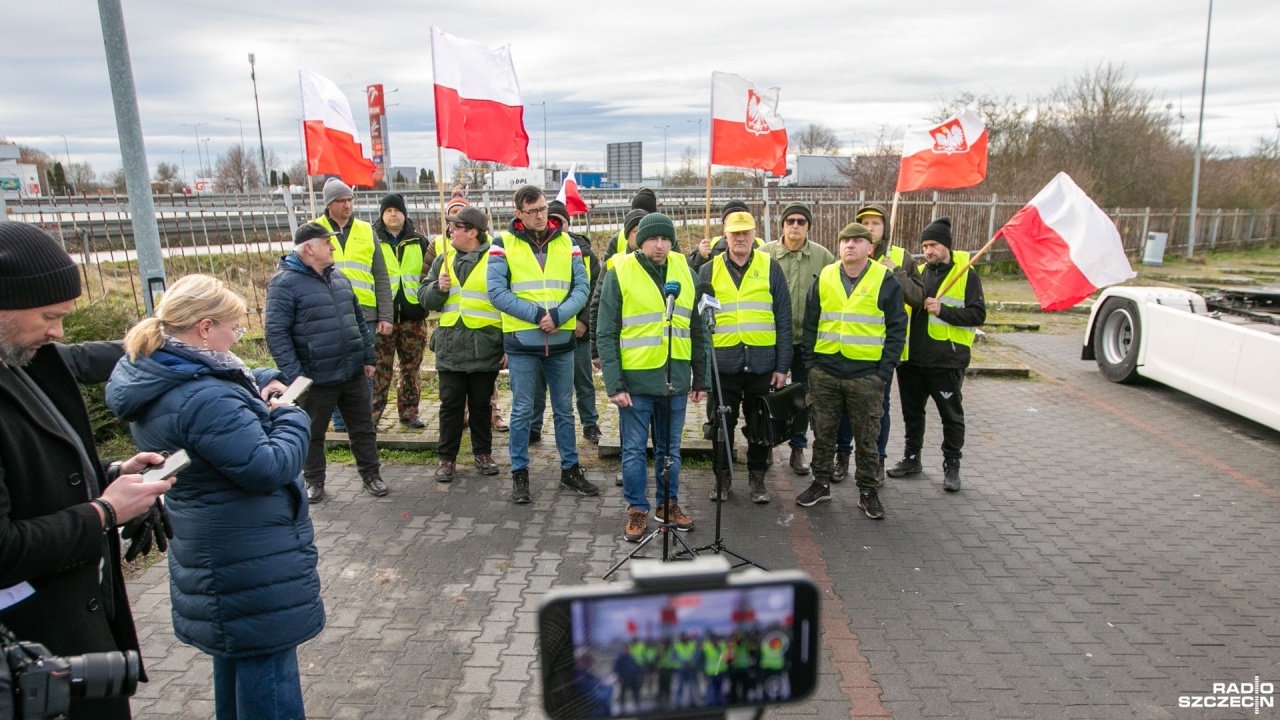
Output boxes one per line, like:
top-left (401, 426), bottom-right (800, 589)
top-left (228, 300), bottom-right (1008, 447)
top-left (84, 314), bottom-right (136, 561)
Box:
top-left (0, 222), bottom-right (82, 309)
top-left (322, 177), bottom-right (354, 207)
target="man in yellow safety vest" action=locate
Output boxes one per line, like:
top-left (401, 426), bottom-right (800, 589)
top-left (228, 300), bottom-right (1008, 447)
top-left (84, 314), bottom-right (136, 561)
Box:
top-left (796, 223), bottom-right (908, 518)
top-left (597, 213), bottom-right (710, 542)
top-left (696, 211), bottom-right (792, 504)
top-left (885, 217), bottom-right (986, 492)
top-left (370, 193), bottom-right (430, 429)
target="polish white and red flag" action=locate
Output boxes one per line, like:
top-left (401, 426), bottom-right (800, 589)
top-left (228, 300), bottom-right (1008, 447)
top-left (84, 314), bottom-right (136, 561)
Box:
top-left (556, 164), bottom-right (589, 216)
top-left (431, 27), bottom-right (530, 167)
top-left (896, 107), bottom-right (988, 193)
top-left (299, 69), bottom-right (377, 187)
top-left (1000, 172), bottom-right (1136, 311)
top-left (710, 71), bottom-right (787, 177)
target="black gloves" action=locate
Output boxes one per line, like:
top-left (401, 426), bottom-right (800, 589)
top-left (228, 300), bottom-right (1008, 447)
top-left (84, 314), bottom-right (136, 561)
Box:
top-left (121, 499), bottom-right (173, 562)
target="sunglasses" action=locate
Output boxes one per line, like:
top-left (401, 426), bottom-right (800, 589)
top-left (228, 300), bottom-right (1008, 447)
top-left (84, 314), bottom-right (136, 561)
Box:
top-left (784, 218), bottom-right (808, 226)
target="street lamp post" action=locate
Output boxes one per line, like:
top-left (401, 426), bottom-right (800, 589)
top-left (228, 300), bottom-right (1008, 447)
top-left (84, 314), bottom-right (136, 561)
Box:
top-left (654, 125), bottom-right (670, 179)
top-left (686, 118), bottom-right (702, 169)
top-left (180, 150), bottom-right (187, 185)
top-left (182, 122), bottom-right (207, 178)
top-left (58, 134), bottom-right (74, 194)
top-left (224, 114), bottom-right (245, 188)
top-left (202, 138), bottom-right (212, 177)
top-left (248, 53), bottom-right (269, 186)
top-left (1186, 0), bottom-right (1214, 258)
top-left (536, 101), bottom-right (548, 171)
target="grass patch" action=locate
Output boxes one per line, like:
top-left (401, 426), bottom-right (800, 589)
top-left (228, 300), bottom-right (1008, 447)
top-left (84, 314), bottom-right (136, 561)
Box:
top-left (325, 446), bottom-right (438, 465)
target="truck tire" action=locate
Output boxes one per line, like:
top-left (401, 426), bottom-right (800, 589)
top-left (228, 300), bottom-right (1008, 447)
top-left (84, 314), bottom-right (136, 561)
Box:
top-left (1093, 297), bottom-right (1141, 383)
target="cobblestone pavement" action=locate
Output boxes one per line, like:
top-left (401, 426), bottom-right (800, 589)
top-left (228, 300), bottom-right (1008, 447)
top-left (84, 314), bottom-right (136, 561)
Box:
top-left (127, 332), bottom-right (1280, 719)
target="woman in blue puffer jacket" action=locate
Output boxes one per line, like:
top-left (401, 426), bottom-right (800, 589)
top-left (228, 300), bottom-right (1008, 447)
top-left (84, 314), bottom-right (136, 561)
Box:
top-left (106, 274), bottom-right (322, 720)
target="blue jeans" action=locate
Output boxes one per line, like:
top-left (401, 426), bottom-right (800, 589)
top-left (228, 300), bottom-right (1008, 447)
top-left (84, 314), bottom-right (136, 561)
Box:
top-left (333, 320), bottom-right (377, 429)
top-left (789, 344), bottom-right (853, 452)
top-left (212, 648), bottom-right (305, 720)
top-left (532, 338), bottom-right (600, 433)
top-left (508, 350), bottom-right (578, 472)
top-left (621, 393), bottom-right (687, 512)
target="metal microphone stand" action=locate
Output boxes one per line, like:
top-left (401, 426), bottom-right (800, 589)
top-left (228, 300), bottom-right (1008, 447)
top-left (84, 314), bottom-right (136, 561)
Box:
top-left (674, 293), bottom-right (766, 570)
top-left (605, 281), bottom-right (699, 579)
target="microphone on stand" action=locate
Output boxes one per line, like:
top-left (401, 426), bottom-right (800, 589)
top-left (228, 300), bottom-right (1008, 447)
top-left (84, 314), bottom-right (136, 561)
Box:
top-left (663, 281), bottom-right (681, 323)
top-left (695, 281), bottom-right (720, 316)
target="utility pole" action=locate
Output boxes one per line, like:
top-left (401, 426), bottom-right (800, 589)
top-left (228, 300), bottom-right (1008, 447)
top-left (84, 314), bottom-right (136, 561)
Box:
top-left (58, 135), bottom-right (74, 194)
top-left (182, 122), bottom-right (206, 178)
top-left (97, 0), bottom-right (165, 313)
top-left (249, 53), bottom-right (269, 185)
top-left (1186, 0), bottom-right (1214, 259)
top-left (686, 118), bottom-right (702, 169)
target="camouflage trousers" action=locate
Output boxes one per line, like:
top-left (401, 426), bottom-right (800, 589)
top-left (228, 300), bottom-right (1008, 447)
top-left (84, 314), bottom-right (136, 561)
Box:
top-left (809, 368), bottom-right (885, 490)
top-left (372, 319), bottom-right (428, 421)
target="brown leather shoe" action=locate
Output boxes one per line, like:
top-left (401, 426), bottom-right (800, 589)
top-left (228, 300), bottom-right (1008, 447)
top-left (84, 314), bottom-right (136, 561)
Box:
top-left (435, 460), bottom-right (456, 483)
top-left (789, 447), bottom-right (811, 476)
top-left (474, 454), bottom-right (499, 476)
top-left (491, 413), bottom-right (509, 432)
top-left (624, 507), bottom-right (648, 542)
top-left (654, 501), bottom-right (694, 532)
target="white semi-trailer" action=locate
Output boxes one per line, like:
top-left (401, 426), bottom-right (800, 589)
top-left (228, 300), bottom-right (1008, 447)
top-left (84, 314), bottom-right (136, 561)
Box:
top-left (1082, 285), bottom-right (1280, 431)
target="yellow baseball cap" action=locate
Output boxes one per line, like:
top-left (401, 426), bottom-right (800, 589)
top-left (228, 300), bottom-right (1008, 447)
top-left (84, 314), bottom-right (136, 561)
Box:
top-left (724, 211), bottom-right (756, 233)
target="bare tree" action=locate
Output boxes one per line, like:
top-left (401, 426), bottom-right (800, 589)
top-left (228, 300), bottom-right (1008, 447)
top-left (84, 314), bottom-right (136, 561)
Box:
top-left (65, 162), bottom-right (97, 192)
top-left (845, 126), bottom-right (901, 198)
top-left (154, 162), bottom-right (185, 193)
top-left (792, 123), bottom-right (842, 155)
top-left (104, 167), bottom-right (127, 194)
top-left (668, 146), bottom-right (700, 186)
top-left (214, 145), bottom-right (263, 193)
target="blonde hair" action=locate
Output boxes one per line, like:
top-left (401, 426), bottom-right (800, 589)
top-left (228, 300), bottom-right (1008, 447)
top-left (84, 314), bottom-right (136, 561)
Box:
top-left (123, 274), bottom-right (247, 360)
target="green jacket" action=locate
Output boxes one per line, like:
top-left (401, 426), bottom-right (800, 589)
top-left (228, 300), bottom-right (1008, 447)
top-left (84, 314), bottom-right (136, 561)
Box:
top-left (596, 251), bottom-right (711, 397)
top-left (760, 239), bottom-right (835, 344)
top-left (420, 241), bottom-right (504, 373)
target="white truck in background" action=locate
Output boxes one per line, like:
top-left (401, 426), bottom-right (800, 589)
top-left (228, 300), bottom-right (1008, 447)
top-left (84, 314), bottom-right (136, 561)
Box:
top-left (1082, 285), bottom-right (1280, 432)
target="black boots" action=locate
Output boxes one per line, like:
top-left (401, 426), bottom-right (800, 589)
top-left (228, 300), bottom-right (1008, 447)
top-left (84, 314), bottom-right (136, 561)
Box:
top-left (886, 453), bottom-right (922, 478)
top-left (943, 459), bottom-right (962, 492)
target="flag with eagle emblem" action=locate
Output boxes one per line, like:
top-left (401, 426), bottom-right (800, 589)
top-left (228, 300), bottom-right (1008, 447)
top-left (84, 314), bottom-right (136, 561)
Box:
top-left (896, 106), bottom-right (988, 193)
top-left (710, 71), bottom-right (788, 176)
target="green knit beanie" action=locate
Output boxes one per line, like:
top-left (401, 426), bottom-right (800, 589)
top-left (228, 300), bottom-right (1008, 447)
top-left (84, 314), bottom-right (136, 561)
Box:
top-left (635, 213), bottom-right (677, 246)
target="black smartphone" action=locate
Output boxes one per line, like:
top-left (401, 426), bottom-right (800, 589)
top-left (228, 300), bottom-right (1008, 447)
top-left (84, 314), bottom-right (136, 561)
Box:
top-left (539, 568), bottom-right (820, 720)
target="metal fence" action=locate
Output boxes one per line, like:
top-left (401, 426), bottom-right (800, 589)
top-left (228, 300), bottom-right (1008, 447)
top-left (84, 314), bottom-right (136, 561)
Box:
top-left (7, 188), bottom-right (1277, 324)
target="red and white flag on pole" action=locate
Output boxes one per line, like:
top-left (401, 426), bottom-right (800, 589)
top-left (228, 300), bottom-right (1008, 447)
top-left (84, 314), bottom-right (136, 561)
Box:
top-left (1000, 172), bottom-right (1136, 311)
top-left (431, 27), bottom-right (529, 167)
top-left (299, 69), bottom-right (377, 187)
top-left (896, 107), bottom-right (988, 193)
top-left (710, 71), bottom-right (787, 177)
top-left (556, 164), bottom-right (589, 216)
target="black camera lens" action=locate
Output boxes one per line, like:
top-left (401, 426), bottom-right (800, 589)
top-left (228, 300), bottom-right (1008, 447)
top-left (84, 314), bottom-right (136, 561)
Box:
top-left (68, 650), bottom-right (140, 699)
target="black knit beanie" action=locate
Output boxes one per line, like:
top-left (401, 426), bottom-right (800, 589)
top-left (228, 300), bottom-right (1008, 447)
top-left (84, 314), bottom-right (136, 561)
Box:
top-left (920, 217), bottom-right (953, 249)
top-left (547, 200), bottom-right (570, 226)
top-left (379, 193), bottom-right (407, 217)
top-left (720, 199), bottom-right (749, 220)
top-left (779, 202), bottom-right (812, 226)
top-left (0, 222), bottom-right (82, 310)
top-left (623, 209), bottom-right (648, 235)
top-left (630, 188), bottom-right (658, 213)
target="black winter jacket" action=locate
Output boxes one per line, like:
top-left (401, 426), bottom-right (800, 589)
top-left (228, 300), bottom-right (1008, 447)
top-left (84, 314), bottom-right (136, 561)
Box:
top-left (897, 255), bottom-right (986, 369)
top-left (696, 252), bottom-right (793, 375)
top-left (265, 253), bottom-right (376, 385)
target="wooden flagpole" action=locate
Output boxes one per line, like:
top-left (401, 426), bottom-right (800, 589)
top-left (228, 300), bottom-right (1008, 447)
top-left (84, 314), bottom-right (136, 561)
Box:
top-left (885, 191), bottom-right (901, 253)
top-left (936, 231), bottom-right (1003, 298)
top-left (703, 161), bottom-right (713, 243)
top-left (436, 145), bottom-right (449, 281)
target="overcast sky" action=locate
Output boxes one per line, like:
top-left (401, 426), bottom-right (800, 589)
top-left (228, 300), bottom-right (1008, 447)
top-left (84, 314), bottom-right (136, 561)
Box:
top-left (3, 0), bottom-right (1277, 183)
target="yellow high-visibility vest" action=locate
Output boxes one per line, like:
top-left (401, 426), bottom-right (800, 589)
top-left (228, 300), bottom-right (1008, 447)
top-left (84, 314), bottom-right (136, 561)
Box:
top-left (876, 245), bottom-right (909, 360)
top-left (381, 239), bottom-right (424, 306)
top-left (814, 261), bottom-right (888, 362)
top-left (906, 250), bottom-right (975, 347)
top-left (496, 231), bottom-right (577, 333)
top-left (315, 216), bottom-right (376, 308)
top-left (710, 250), bottom-right (776, 348)
top-left (439, 245), bottom-right (500, 329)
top-left (614, 253), bottom-right (694, 370)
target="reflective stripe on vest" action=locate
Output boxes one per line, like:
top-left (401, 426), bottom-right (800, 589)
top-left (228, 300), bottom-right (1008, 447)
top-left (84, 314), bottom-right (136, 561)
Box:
top-left (710, 250), bottom-right (776, 348)
top-left (876, 245), bottom-right (909, 360)
top-left (614, 253), bottom-right (695, 370)
top-left (439, 246), bottom-right (501, 328)
top-left (498, 231), bottom-right (577, 333)
top-left (814, 261), bottom-right (888, 361)
top-left (315, 216), bottom-right (377, 307)
top-left (907, 250), bottom-right (975, 347)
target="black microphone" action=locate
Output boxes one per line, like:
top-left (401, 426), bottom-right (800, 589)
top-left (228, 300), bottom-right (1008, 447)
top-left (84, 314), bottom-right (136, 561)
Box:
top-left (663, 281), bottom-right (681, 322)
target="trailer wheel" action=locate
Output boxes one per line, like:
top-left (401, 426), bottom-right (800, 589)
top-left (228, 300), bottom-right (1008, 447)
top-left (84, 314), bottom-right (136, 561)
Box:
top-left (1093, 297), bottom-right (1141, 383)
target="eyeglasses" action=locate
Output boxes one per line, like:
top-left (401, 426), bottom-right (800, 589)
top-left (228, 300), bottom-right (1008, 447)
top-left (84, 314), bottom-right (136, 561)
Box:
top-left (231, 325), bottom-right (248, 341)
top-left (519, 205), bottom-right (549, 216)
top-left (784, 217), bottom-right (808, 226)
top-left (450, 223), bottom-right (472, 231)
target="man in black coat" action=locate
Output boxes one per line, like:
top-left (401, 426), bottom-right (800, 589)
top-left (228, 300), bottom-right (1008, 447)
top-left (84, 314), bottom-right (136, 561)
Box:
top-left (0, 222), bottom-right (173, 719)
top-left (265, 221), bottom-right (386, 504)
